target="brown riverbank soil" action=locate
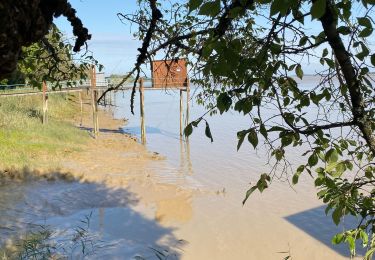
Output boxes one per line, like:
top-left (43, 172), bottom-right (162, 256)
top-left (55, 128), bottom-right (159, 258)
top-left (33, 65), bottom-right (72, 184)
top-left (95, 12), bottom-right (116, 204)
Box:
top-left (0, 93), bottom-right (358, 259)
top-left (61, 96), bottom-right (197, 225)
top-left (61, 97), bottom-right (353, 260)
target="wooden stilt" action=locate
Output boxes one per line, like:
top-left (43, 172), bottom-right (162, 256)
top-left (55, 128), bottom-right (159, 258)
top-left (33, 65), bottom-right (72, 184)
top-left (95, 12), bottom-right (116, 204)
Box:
top-left (139, 78), bottom-right (146, 144)
top-left (42, 81), bottom-right (48, 124)
top-left (185, 80), bottom-right (192, 174)
top-left (186, 78), bottom-right (190, 128)
top-left (111, 91), bottom-right (115, 117)
top-left (186, 137), bottom-right (192, 175)
top-left (179, 137), bottom-right (184, 173)
top-left (180, 89), bottom-right (183, 137)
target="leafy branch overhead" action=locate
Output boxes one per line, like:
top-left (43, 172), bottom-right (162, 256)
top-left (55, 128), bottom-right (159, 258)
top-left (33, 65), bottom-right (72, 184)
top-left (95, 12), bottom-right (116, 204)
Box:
top-left (121, 0), bottom-right (375, 257)
top-left (0, 0), bottom-right (92, 80)
top-left (18, 25), bottom-right (99, 90)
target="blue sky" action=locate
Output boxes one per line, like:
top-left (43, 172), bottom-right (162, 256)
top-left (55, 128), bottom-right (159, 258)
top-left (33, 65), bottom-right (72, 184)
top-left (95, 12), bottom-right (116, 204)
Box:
top-left (55, 0), bottom-right (141, 76)
top-left (54, 0), bottom-right (326, 76)
top-left (55, 1), bottom-right (374, 76)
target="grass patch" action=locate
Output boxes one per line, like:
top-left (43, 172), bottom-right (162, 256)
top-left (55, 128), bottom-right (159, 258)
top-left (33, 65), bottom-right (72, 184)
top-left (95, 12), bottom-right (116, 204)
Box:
top-left (0, 93), bottom-right (90, 169)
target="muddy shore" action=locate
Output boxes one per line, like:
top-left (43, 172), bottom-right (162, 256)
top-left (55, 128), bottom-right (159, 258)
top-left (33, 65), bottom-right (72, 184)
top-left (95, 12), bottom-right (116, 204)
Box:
top-left (0, 94), bottom-right (357, 259)
top-left (58, 98), bottom-right (198, 227)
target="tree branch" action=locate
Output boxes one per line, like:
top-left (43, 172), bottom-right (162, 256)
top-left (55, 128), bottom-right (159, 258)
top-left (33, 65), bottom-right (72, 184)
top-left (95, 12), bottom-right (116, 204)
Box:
top-left (98, 0), bottom-right (162, 112)
top-left (318, 0), bottom-right (375, 154)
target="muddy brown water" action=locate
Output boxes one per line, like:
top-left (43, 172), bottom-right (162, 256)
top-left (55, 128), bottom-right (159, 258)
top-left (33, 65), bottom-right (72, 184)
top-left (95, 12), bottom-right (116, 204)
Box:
top-left (0, 77), bottom-right (362, 259)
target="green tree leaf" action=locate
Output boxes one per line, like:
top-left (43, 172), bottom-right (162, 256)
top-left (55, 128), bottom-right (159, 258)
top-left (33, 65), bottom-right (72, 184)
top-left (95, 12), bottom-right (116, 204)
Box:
top-left (360, 230), bottom-right (369, 247)
top-left (358, 27), bottom-right (373, 38)
top-left (311, 0), bottom-right (326, 20)
top-left (184, 123), bottom-right (193, 137)
top-left (270, 0), bottom-right (283, 16)
top-left (308, 153), bottom-right (319, 167)
top-left (295, 64), bottom-right (303, 79)
top-left (325, 149), bottom-right (338, 164)
top-left (364, 248), bottom-right (375, 260)
top-left (293, 165), bottom-right (305, 184)
top-left (205, 121), bottom-right (214, 142)
top-left (332, 233), bottom-right (344, 244)
top-left (332, 206), bottom-right (342, 225)
top-left (217, 93), bottom-right (232, 114)
top-left (242, 186), bottom-right (257, 205)
top-left (237, 130), bottom-right (249, 151)
top-left (358, 17), bottom-right (372, 28)
top-left (371, 54), bottom-right (375, 66)
top-left (199, 0), bottom-right (220, 16)
top-left (248, 128), bottom-right (258, 148)
top-left (189, 0), bottom-right (203, 12)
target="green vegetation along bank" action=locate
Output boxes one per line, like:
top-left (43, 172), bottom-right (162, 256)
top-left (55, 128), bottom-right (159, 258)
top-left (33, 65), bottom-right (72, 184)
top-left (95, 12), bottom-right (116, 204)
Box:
top-left (0, 93), bottom-right (90, 172)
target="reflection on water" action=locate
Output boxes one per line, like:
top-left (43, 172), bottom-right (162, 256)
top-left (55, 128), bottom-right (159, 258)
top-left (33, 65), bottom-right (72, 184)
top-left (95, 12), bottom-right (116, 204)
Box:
top-left (0, 178), bottom-right (182, 259)
top-left (118, 87), bottom-right (297, 189)
top-left (0, 78), bottom-right (360, 259)
top-left (124, 125), bottom-right (180, 140)
top-left (179, 138), bottom-right (193, 176)
top-left (114, 86), bottom-right (357, 259)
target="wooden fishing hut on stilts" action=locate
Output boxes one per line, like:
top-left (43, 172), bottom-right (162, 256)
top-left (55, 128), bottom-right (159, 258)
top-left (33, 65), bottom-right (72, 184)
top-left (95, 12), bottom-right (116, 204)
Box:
top-left (138, 58), bottom-right (190, 144)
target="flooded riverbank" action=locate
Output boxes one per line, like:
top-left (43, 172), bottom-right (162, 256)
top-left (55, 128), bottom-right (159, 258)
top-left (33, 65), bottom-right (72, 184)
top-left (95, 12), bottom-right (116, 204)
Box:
top-left (0, 83), bottom-right (360, 259)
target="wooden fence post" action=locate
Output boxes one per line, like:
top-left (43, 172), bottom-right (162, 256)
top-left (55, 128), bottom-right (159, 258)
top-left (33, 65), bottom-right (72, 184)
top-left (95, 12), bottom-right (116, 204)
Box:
top-left (79, 91), bottom-right (83, 126)
top-left (90, 65), bottom-right (99, 138)
top-left (139, 78), bottom-right (146, 144)
top-left (94, 90), bottom-right (99, 135)
top-left (42, 81), bottom-right (48, 124)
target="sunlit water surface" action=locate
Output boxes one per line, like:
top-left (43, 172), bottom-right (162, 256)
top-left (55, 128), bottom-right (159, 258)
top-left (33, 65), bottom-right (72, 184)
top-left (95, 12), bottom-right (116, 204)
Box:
top-left (0, 76), bottom-right (362, 259)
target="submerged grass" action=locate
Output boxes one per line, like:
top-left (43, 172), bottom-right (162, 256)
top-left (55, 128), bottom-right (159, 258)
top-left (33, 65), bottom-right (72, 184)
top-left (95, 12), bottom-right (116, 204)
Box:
top-left (0, 93), bottom-right (90, 170)
top-left (0, 213), bottom-right (102, 259)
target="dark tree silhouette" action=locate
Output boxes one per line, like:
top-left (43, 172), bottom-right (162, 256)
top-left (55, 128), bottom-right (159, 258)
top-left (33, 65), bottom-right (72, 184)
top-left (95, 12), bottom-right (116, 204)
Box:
top-left (0, 0), bottom-right (91, 79)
